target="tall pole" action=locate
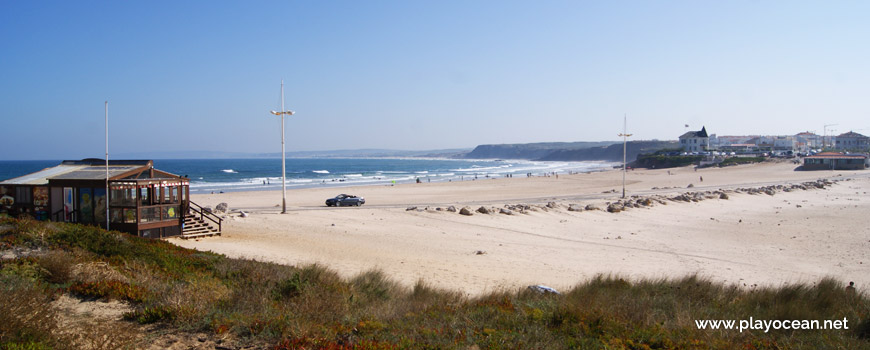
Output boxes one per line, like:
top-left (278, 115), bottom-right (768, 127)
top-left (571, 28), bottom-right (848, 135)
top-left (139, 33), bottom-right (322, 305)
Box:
top-left (618, 115), bottom-right (632, 199)
top-left (823, 124), bottom-right (837, 150)
top-left (281, 80), bottom-right (287, 213)
top-left (105, 101), bottom-right (110, 230)
top-left (270, 81), bottom-right (294, 213)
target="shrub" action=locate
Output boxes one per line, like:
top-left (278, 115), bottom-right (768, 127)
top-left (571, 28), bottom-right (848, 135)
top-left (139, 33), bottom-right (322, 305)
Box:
top-left (36, 250), bottom-right (77, 285)
top-left (273, 271), bottom-right (309, 300)
top-left (719, 157), bottom-right (765, 167)
top-left (124, 306), bottom-right (176, 324)
top-left (0, 259), bottom-right (48, 283)
top-left (634, 154), bottom-right (703, 169)
top-left (68, 280), bottom-right (147, 302)
top-left (351, 270), bottom-right (401, 303)
top-left (0, 277), bottom-right (57, 349)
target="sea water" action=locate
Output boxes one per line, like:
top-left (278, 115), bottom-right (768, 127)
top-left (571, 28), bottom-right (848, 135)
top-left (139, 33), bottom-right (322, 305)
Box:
top-left (0, 158), bottom-right (615, 194)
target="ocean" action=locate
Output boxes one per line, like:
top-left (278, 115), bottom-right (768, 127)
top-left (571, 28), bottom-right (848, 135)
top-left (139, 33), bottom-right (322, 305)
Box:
top-left (0, 158), bottom-right (615, 193)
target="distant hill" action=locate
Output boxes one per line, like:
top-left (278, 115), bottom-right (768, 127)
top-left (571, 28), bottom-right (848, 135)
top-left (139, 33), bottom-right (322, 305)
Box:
top-left (463, 141), bottom-right (621, 160)
top-left (462, 140), bottom-right (678, 162)
top-left (537, 140), bottom-right (679, 162)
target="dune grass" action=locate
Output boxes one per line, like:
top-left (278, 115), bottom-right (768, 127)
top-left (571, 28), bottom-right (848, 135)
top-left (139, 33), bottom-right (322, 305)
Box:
top-left (0, 217), bottom-right (868, 349)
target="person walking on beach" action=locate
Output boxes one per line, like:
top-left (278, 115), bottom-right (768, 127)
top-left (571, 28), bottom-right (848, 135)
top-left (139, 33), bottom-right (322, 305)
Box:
top-left (700, 176), bottom-right (703, 182)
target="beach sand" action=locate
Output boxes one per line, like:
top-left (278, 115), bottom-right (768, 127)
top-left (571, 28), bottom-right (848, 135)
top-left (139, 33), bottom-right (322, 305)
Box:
top-left (171, 161), bottom-right (870, 295)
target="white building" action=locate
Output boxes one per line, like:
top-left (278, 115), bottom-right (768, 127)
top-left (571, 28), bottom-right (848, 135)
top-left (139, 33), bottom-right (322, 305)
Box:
top-left (794, 132), bottom-right (823, 151)
top-left (773, 136), bottom-right (796, 151)
top-left (834, 131), bottom-right (870, 151)
top-left (679, 126), bottom-right (709, 152)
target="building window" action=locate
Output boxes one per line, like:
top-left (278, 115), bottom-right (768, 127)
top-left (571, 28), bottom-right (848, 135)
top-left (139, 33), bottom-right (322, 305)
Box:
top-left (15, 187), bottom-right (32, 204)
top-left (110, 188), bottom-right (136, 206)
top-left (140, 187), bottom-right (151, 206)
top-left (111, 208), bottom-right (137, 223)
top-left (162, 206), bottom-right (179, 220)
top-left (140, 207), bottom-right (160, 223)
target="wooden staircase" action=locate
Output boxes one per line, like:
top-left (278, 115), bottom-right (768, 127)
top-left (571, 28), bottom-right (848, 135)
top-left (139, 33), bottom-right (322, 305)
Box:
top-left (180, 201), bottom-right (222, 239)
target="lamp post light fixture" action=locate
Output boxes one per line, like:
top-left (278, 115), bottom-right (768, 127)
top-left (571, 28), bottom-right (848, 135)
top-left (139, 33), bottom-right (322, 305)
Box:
top-left (270, 80), bottom-right (295, 214)
top-left (618, 115), bottom-right (632, 199)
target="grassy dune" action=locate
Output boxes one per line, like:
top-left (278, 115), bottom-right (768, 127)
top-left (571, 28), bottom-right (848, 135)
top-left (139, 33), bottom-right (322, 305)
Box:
top-left (1, 218), bottom-right (868, 349)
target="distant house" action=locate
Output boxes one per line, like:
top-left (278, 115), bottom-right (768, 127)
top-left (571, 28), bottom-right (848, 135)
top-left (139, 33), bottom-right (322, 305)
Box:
top-left (0, 159), bottom-right (219, 239)
top-left (802, 152), bottom-right (868, 171)
top-left (772, 136), bottom-right (796, 152)
top-left (679, 126), bottom-right (709, 152)
top-left (710, 135), bottom-right (756, 149)
top-left (717, 143), bottom-right (756, 153)
top-left (794, 132), bottom-right (823, 151)
top-left (834, 131), bottom-right (870, 151)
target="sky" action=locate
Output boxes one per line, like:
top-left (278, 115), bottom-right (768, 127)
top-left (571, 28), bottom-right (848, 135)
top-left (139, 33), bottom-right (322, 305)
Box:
top-left (1, 1), bottom-right (868, 160)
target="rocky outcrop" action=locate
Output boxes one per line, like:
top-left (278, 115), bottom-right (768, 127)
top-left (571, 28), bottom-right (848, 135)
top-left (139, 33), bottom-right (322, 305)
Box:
top-left (215, 203), bottom-right (229, 213)
top-left (408, 179), bottom-right (838, 218)
top-left (607, 203), bottom-right (625, 213)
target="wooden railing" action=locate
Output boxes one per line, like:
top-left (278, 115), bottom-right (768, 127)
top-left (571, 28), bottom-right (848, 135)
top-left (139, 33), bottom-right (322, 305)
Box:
top-left (52, 209), bottom-right (78, 223)
top-left (187, 201), bottom-right (222, 233)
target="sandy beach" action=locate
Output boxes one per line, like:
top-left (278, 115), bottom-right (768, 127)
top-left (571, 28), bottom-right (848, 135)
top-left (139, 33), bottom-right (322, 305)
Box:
top-left (171, 161), bottom-right (870, 295)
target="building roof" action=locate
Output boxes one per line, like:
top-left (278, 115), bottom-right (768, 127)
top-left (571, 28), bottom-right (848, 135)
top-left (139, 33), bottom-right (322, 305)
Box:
top-left (836, 131), bottom-right (868, 138)
top-left (0, 159), bottom-right (182, 186)
top-left (49, 165), bottom-right (146, 181)
top-left (679, 126), bottom-right (708, 139)
top-left (805, 152), bottom-right (867, 160)
top-left (1, 164), bottom-right (87, 185)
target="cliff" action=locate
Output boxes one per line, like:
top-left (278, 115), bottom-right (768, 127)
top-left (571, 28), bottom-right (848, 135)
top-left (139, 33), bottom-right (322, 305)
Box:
top-left (463, 140), bottom-right (678, 162)
top-left (463, 141), bottom-right (620, 160)
top-left (537, 141), bottom-right (679, 162)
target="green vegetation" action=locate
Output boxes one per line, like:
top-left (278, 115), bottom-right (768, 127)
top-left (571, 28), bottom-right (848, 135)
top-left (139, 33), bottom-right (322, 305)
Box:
top-left (1, 218), bottom-right (868, 349)
top-left (633, 154), bottom-right (704, 169)
top-left (718, 157), bottom-right (766, 167)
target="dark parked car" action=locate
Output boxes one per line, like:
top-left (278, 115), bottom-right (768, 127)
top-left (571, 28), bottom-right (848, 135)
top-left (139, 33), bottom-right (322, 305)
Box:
top-left (326, 194), bottom-right (365, 207)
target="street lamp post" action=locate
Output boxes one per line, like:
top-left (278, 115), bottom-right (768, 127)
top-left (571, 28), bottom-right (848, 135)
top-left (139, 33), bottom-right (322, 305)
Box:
top-left (823, 124), bottom-right (837, 150)
top-left (105, 101), bottom-right (109, 231)
top-left (270, 80), bottom-right (295, 214)
top-left (618, 115), bottom-right (632, 199)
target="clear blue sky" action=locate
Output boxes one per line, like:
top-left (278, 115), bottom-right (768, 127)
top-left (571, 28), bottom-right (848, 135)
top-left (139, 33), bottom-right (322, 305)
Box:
top-left (2, 1), bottom-right (868, 159)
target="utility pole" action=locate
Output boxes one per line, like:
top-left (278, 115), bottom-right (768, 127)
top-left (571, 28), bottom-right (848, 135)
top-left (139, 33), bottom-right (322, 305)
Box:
top-left (618, 115), bottom-right (632, 199)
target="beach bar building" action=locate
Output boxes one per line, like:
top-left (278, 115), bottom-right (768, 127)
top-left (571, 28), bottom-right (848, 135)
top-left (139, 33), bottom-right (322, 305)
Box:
top-left (0, 159), bottom-right (217, 239)
top-left (802, 152), bottom-right (869, 171)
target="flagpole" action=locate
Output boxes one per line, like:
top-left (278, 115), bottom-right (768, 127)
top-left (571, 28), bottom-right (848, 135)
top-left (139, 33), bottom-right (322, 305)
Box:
top-left (105, 101), bottom-right (110, 231)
